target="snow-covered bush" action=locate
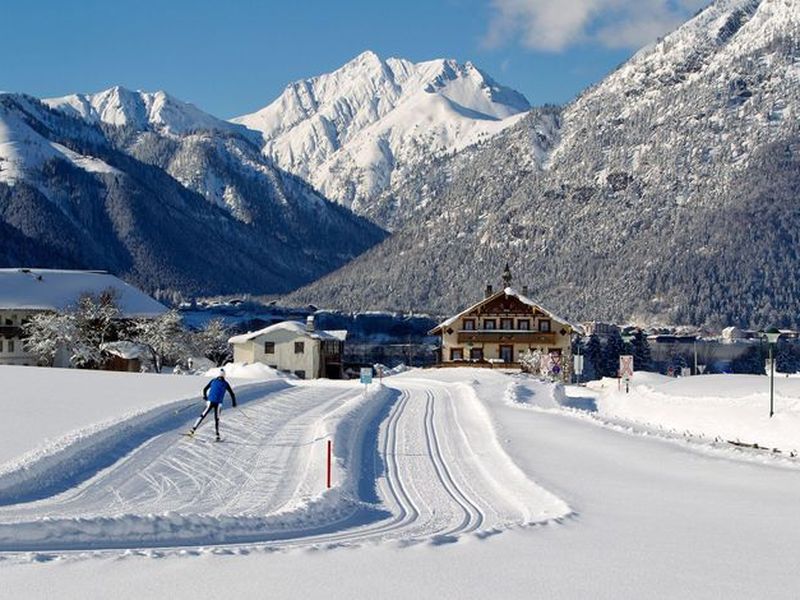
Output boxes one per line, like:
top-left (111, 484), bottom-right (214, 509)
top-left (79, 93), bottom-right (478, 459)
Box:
top-left (192, 318), bottom-right (232, 367)
top-left (131, 310), bottom-right (192, 373)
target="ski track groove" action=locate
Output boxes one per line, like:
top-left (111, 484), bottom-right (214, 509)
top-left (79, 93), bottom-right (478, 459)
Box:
top-left (0, 377), bottom-right (563, 554)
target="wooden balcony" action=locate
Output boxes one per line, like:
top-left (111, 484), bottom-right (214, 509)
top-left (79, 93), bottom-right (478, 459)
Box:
top-left (0, 326), bottom-right (22, 339)
top-left (456, 330), bottom-right (556, 345)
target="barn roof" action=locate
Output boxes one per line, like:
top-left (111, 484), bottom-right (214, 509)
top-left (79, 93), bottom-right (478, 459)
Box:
top-left (0, 269), bottom-right (166, 317)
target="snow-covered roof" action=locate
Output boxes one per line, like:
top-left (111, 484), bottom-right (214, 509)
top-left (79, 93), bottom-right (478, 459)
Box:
top-left (429, 287), bottom-right (574, 334)
top-left (229, 320), bottom-right (348, 345)
top-left (0, 269), bottom-right (167, 317)
top-left (100, 341), bottom-right (151, 360)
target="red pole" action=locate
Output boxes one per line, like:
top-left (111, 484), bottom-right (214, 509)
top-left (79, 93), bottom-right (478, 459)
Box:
top-left (326, 439), bottom-right (332, 489)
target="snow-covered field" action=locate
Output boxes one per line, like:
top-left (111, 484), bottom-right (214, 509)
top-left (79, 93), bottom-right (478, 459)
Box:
top-left (2, 366), bottom-right (800, 598)
top-left (583, 372), bottom-right (800, 454)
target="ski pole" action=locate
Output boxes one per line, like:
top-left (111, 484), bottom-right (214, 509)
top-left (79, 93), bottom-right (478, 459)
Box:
top-left (174, 401), bottom-right (201, 415)
top-left (237, 406), bottom-right (254, 421)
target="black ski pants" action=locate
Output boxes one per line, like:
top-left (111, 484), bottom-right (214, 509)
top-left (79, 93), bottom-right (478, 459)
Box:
top-left (193, 401), bottom-right (221, 435)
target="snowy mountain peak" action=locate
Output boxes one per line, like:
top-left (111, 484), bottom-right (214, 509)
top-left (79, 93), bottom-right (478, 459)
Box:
top-left (232, 51), bottom-right (531, 220)
top-left (44, 87), bottom-right (245, 137)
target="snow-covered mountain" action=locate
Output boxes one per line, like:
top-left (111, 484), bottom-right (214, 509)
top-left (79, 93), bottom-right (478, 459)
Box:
top-left (44, 86), bottom-right (248, 137)
top-left (287, 0), bottom-right (800, 328)
top-left (233, 51), bottom-right (531, 224)
top-left (0, 91), bottom-right (386, 297)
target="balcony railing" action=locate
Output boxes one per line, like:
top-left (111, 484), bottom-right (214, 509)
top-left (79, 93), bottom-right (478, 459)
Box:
top-left (456, 330), bottom-right (556, 344)
top-left (0, 326), bottom-right (22, 339)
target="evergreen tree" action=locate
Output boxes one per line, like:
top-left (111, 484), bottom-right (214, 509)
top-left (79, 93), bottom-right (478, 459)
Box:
top-left (583, 334), bottom-right (602, 380)
top-left (601, 331), bottom-right (625, 378)
top-left (731, 345), bottom-right (767, 375)
top-left (631, 331), bottom-right (652, 372)
top-left (775, 340), bottom-right (798, 374)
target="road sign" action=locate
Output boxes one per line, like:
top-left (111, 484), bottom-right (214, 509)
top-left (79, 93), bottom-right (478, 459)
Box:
top-left (619, 355), bottom-right (634, 379)
top-left (573, 354), bottom-right (584, 375)
top-left (360, 367), bottom-right (373, 385)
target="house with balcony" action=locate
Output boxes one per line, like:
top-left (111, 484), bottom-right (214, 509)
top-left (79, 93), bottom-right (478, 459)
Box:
top-left (429, 278), bottom-right (573, 381)
top-left (0, 268), bottom-right (166, 367)
top-left (229, 316), bottom-right (347, 379)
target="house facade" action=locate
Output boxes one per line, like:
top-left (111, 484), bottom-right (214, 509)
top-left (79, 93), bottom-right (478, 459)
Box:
top-left (0, 268), bottom-right (166, 367)
top-left (429, 285), bottom-right (574, 381)
top-left (229, 317), bottom-right (347, 379)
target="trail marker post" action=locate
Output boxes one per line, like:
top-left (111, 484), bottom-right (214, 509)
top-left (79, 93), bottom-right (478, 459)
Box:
top-left (326, 439), bottom-right (332, 489)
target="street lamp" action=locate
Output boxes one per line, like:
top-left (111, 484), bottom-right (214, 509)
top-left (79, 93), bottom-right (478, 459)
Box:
top-left (763, 327), bottom-right (781, 418)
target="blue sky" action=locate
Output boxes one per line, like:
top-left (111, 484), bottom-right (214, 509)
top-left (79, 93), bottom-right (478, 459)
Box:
top-left (0, 0), bottom-right (708, 118)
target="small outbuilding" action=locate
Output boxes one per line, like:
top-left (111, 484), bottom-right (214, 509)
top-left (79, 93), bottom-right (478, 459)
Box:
top-left (228, 317), bottom-right (347, 379)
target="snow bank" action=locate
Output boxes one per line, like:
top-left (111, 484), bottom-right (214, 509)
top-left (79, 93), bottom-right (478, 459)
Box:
top-left (0, 366), bottom-right (201, 466)
top-left (204, 362), bottom-right (288, 381)
top-left (588, 373), bottom-right (800, 453)
top-left (503, 375), bottom-right (566, 410)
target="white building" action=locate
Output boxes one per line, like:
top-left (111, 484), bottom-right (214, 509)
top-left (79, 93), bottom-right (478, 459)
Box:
top-left (229, 317), bottom-right (347, 379)
top-left (0, 268), bottom-right (166, 367)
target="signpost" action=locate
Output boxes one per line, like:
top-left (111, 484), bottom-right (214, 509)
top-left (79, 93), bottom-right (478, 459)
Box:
top-left (360, 367), bottom-right (373, 396)
top-left (573, 354), bottom-right (584, 384)
top-left (619, 355), bottom-right (634, 393)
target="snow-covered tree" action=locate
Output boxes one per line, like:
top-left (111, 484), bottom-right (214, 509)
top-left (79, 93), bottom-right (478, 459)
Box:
top-left (519, 348), bottom-right (543, 376)
top-left (132, 310), bottom-right (190, 372)
top-left (22, 312), bottom-right (77, 366)
top-left (22, 289), bottom-right (125, 368)
top-left (71, 290), bottom-right (123, 368)
top-left (193, 318), bottom-right (232, 367)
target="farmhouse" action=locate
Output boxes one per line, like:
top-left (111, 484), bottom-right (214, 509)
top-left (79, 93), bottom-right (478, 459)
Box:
top-left (229, 317), bottom-right (347, 379)
top-left (0, 268), bottom-right (166, 367)
top-left (429, 272), bottom-right (573, 381)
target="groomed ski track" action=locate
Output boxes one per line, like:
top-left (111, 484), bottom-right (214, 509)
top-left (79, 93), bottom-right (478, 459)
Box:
top-left (0, 376), bottom-right (567, 554)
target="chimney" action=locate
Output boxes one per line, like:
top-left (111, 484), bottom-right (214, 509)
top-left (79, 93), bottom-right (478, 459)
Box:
top-left (485, 284), bottom-right (493, 298)
top-left (522, 285), bottom-right (528, 296)
top-left (306, 315), bottom-right (315, 332)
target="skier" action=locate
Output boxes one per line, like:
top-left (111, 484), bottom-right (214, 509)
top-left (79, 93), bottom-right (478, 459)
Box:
top-left (187, 369), bottom-right (237, 441)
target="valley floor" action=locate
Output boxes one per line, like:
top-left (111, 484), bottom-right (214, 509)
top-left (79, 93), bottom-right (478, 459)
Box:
top-left (1, 366), bottom-right (799, 598)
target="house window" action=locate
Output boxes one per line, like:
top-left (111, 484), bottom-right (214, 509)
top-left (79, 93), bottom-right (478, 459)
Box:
top-left (483, 319), bottom-right (496, 330)
top-left (518, 319), bottom-right (530, 330)
top-left (470, 347), bottom-right (484, 361)
top-left (294, 341), bottom-right (305, 354)
top-left (500, 318), bottom-right (513, 330)
top-left (294, 370), bottom-right (306, 379)
top-left (463, 319), bottom-right (476, 331)
top-left (4, 318), bottom-right (11, 326)
top-left (450, 348), bottom-right (464, 361)
top-left (540, 319), bottom-right (551, 332)
top-left (268, 364), bottom-right (277, 370)
top-left (7, 340), bottom-right (13, 353)
top-left (264, 341), bottom-right (275, 354)
top-left (0, 341), bottom-right (3, 353)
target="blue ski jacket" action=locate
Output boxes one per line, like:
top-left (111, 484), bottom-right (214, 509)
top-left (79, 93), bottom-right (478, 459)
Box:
top-left (204, 377), bottom-right (237, 406)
